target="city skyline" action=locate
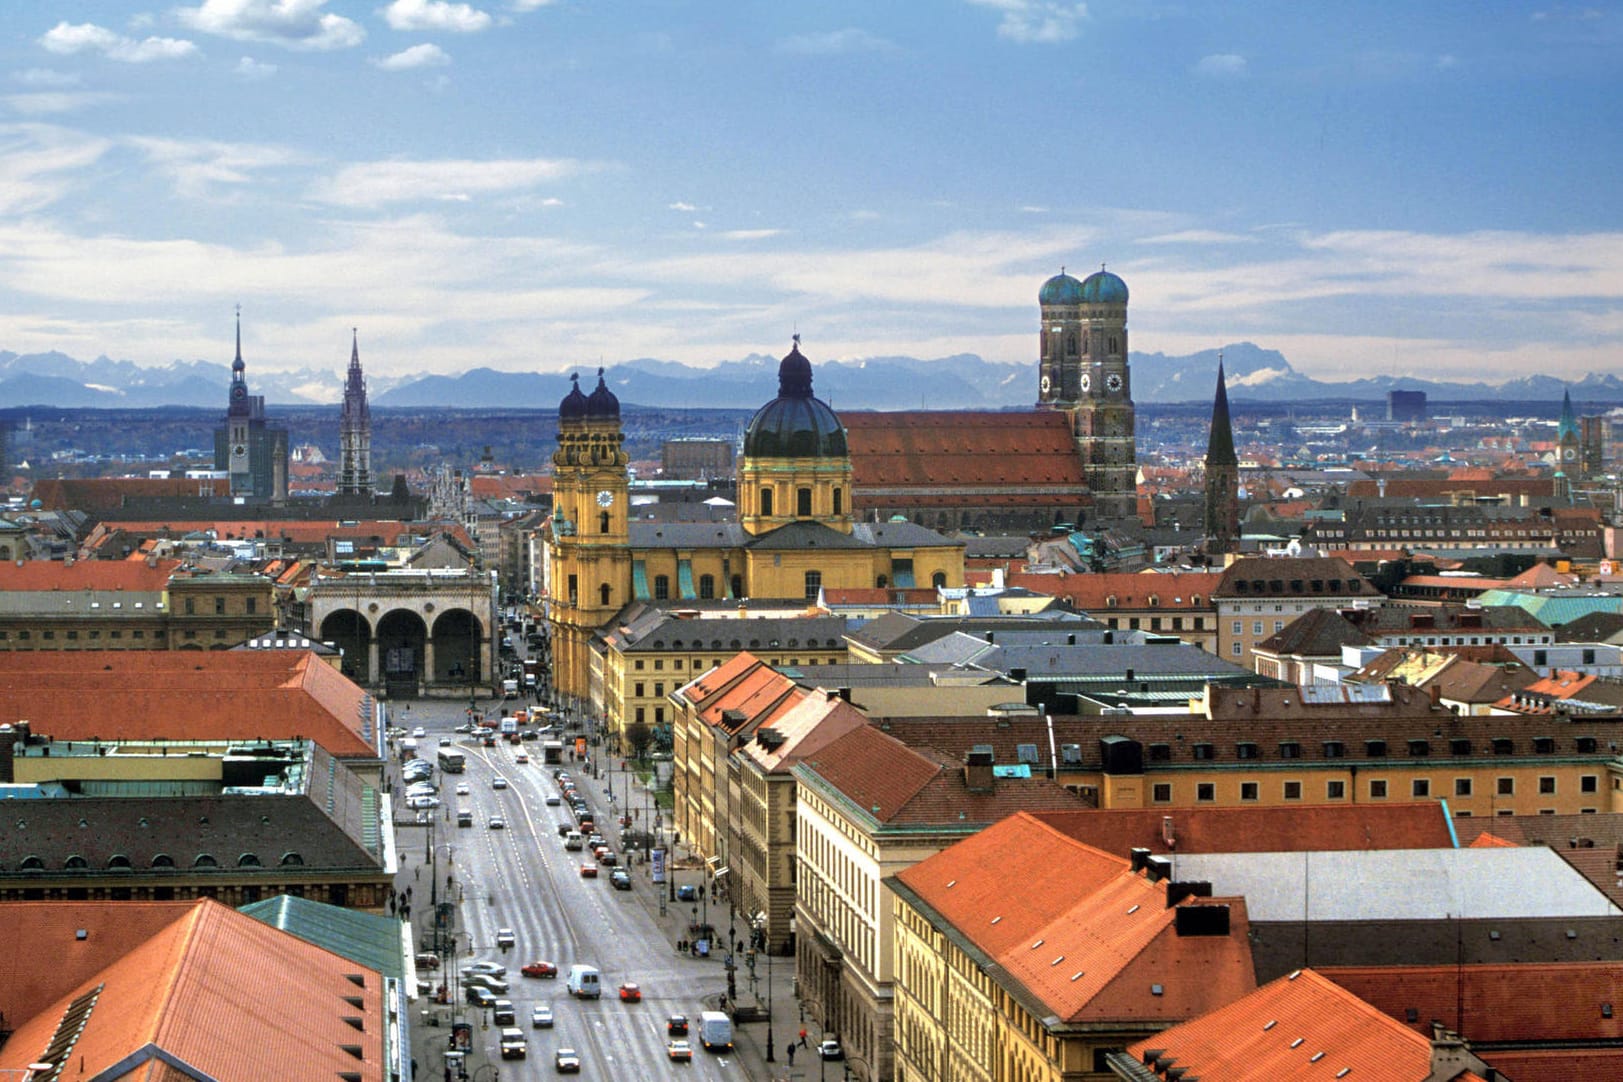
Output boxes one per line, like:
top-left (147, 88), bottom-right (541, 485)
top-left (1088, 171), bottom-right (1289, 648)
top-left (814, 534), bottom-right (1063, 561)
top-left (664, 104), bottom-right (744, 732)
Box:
top-left (1, 0), bottom-right (1619, 393)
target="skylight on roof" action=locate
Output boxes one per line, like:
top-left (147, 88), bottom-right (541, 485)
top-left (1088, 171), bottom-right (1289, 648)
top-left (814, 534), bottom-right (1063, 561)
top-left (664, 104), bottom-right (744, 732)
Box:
top-left (1029, 938), bottom-right (1044, 949)
top-left (1069, 971), bottom-right (1085, 982)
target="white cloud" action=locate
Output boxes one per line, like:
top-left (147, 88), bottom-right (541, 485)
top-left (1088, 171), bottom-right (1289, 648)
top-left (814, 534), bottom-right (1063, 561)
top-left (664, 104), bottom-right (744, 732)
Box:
top-left (510, 0), bottom-right (557, 10)
top-left (0, 123), bottom-right (112, 214)
top-left (235, 56), bottom-right (278, 79)
top-left (1194, 53), bottom-right (1247, 77)
top-left (966, 0), bottom-right (1088, 44)
top-left (13, 69), bottom-right (81, 87)
top-left (381, 0), bottom-right (492, 33)
top-left (177, 0), bottom-right (365, 51)
top-left (720, 229), bottom-right (783, 240)
top-left (40, 22), bottom-right (198, 63)
top-left (309, 157), bottom-right (595, 206)
top-left (776, 28), bottom-right (894, 55)
top-left (668, 201), bottom-right (697, 212)
top-left (1139, 229), bottom-right (1257, 245)
top-left (124, 135), bottom-right (308, 199)
top-left (375, 43), bottom-right (452, 70)
top-left (1019, 205), bottom-right (1048, 214)
top-left (3, 92), bottom-right (123, 116)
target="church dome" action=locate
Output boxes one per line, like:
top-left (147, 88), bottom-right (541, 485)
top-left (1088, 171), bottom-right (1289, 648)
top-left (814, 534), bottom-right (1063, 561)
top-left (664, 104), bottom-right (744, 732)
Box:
top-left (558, 372), bottom-right (588, 421)
top-left (1038, 271), bottom-right (1084, 306)
top-left (1079, 268), bottom-right (1128, 304)
top-left (586, 367), bottom-right (620, 420)
top-left (743, 341), bottom-right (847, 458)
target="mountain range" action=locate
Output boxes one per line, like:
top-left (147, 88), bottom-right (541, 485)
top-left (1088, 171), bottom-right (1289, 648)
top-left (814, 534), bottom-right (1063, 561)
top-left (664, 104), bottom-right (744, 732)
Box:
top-left (0, 343), bottom-right (1617, 411)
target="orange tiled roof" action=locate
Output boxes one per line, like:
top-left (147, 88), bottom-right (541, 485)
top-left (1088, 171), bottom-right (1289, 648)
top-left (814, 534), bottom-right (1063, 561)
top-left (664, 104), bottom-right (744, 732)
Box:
top-left (1125, 968), bottom-right (1455, 1081)
top-left (895, 812), bottom-right (1254, 1022)
top-left (0, 651), bottom-right (377, 758)
top-left (1030, 804), bottom-right (1453, 856)
top-left (0, 899), bottom-right (384, 1082)
top-left (675, 652), bottom-right (805, 734)
top-left (842, 410), bottom-right (1085, 492)
top-left (0, 558), bottom-right (180, 592)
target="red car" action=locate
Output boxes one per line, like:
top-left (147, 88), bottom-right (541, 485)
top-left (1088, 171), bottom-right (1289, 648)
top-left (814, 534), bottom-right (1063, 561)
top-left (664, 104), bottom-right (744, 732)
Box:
top-left (579, 864), bottom-right (598, 879)
top-left (618, 982), bottom-right (641, 1003)
top-left (521, 961), bottom-right (558, 979)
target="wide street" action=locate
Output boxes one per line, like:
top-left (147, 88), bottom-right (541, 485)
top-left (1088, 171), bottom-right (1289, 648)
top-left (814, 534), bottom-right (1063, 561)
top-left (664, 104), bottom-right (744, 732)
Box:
top-left (391, 694), bottom-right (824, 1082)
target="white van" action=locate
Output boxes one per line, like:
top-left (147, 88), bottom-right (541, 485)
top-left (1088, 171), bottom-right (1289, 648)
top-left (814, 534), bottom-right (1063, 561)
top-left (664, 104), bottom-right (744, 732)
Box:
top-left (699, 1010), bottom-right (733, 1052)
top-left (564, 830), bottom-right (584, 851)
top-left (566, 964), bottom-right (600, 999)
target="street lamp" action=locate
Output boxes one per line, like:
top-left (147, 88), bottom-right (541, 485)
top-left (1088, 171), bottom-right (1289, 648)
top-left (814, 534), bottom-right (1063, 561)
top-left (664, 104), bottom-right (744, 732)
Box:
top-left (753, 910), bottom-right (774, 1063)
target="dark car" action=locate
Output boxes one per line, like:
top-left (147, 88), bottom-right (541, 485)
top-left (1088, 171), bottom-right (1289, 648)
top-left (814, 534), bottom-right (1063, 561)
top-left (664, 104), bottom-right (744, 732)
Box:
top-left (610, 868), bottom-right (631, 890)
top-left (676, 884), bottom-right (699, 902)
top-left (666, 1013), bottom-right (689, 1036)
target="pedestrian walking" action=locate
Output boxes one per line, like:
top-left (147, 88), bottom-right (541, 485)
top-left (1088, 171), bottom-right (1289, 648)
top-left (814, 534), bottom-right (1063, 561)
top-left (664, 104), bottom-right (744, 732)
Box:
top-left (798, 1028), bottom-right (808, 1049)
top-left (787, 1043), bottom-right (796, 1065)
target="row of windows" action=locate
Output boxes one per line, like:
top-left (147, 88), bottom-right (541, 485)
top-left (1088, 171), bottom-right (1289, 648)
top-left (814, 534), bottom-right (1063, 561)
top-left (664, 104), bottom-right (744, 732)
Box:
top-left (759, 486), bottom-right (843, 518)
top-left (1105, 615), bottom-right (1206, 632)
top-left (1153, 775), bottom-right (1598, 803)
top-left (1161, 735), bottom-right (1600, 763)
top-left (9, 851), bottom-right (306, 871)
top-left (1230, 578), bottom-right (1359, 595)
top-left (0, 628), bottom-right (145, 640)
top-left (181, 596), bottom-right (258, 615)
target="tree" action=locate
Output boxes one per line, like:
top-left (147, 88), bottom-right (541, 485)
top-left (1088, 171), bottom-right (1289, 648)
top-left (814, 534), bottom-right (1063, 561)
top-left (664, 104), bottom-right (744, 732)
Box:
top-left (623, 719), bottom-right (653, 763)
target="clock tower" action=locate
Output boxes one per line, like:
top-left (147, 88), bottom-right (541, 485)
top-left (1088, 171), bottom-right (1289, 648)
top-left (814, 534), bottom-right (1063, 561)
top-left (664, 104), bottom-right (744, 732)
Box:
top-left (547, 368), bottom-right (631, 701)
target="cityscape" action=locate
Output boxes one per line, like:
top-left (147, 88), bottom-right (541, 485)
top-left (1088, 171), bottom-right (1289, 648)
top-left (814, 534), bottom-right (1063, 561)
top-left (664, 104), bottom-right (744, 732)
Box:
top-left (3, 4), bottom-right (1623, 1082)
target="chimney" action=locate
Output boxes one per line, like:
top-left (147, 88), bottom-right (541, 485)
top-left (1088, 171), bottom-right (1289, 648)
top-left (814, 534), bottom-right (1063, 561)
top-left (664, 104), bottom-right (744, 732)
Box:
top-left (1130, 847), bottom-right (1152, 873)
top-left (1166, 880), bottom-right (1212, 908)
top-left (1144, 855), bottom-right (1173, 882)
top-left (1424, 1023), bottom-right (1493, 1082)
top-left (1173, 903), bottom-right (1230, 937)
top-left (963, 749), bottom-right (995, 793)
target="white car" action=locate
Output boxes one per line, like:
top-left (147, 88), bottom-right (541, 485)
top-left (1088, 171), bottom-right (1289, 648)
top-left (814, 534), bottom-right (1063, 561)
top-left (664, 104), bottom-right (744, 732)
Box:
top-left (531, 1003), bottom-right (554, 1028)
top-left (488, 815), bottom-right (506, 830)
top-left (407, 795), bottom-right (441, 810)
top-left (456, 782), bottom-right (470, 796)
top-left (411, 726), bottom-right (426, 738)
top-left (463, 961), bottom-right (507, 978)
top-left (492, 776), bottom-right (509, 790)
top-left (495, 928), bottom-right (515, 949)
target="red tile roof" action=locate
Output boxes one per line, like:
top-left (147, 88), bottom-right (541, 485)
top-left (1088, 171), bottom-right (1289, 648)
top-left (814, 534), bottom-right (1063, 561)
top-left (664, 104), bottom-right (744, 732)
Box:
top-left (843, 410), bottom-right (1085, 494)
top-left (1125, 968), bottom-right (1458, 1081)
top-left (0, 651), bottom-right (377, 758)
top-left (0, 558), bottom-right (180, 592)
top-left (1007, 570), bottom-right (1223, 611)
top-left (1030, 804), bottom-right (1454, 856)
top-left (0, 899), bottom-right (384, 1082)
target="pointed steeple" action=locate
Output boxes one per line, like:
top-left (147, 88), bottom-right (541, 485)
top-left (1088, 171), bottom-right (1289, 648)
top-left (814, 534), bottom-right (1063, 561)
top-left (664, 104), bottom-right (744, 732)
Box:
top-left (232, 304), bottom-right (245, 374)
top-left (1559, 388), bottom-right (1579, 441)
top-left (1205, 357), bottom-right (1237, 468)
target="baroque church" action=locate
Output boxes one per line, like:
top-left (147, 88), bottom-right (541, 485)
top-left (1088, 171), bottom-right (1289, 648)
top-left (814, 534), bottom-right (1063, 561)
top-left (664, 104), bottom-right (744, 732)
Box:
top-left (546, 347), bottom-right (968, 702)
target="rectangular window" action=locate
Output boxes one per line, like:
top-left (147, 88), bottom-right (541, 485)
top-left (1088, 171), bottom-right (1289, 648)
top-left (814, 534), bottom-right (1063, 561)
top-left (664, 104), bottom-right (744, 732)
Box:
top-left (1147, 743), bottom-right (1171, 762)
top-left (1366, 740), bottom-right (1387, 758)
top-left (1283, 780), bottom-right (1302, 800)
top-left (1534, 737), bottom-right (1556, 754)
top-left (1539, 776), bottom-right (1556, 795)
top-left (1236, 742), bottom-right (1258, 760)
top-left (1370, 779), bottom-right (1388, 799)
top-left (42, 630), bottom-right (54, 640)
top-left (246, 597), bottom-right (256, 614)
top-left (654, 683), bottom-right (664, 697)
top-left (1455, 778), bottom-right (1472, 797)
top-left (1278, 742), bottom-right (1300, 759)
top-left (1323, 741), bottom-right (1344, 759)
top-left (1582, 775), bottom-right (1599, 793)
top-left (635, 707), bottom-right (645, 723)
top-left (1408, 739), bottom-right (1430, 757)
top-left (1240, 782), bottom-right (1259, 801)
top-left (634, 683), bottom-right (644, 697)
top-left (1252, 620), bottom-right (1263, 635)
top-left (1450, 738), bottom-right (1472, 756)
top-left (1327, 780), bottom-right (1346, 800)
top-left (1497, 777), bottom-right (1514, 796)
top-left (1231, 620), bottom-right (1242, 635)
top-left (1152, 783), bottom-right (1172, 803)
top-left (654, 659), bottom-right (664, 670)
top-left (1231, 643), bottom-right (1242, 656)
top-left (1192, 743), bottom-right (1214, 761)
top-left (654, 707), bottom-right (664, 724)
top-left (185, 597), bottom-right (196, 615)
top-left (1413, 779), bottom-right (1431, 798)
top-left (215, 597), bottom-right (225, 614)
top-left (66, 630), bottom-right (78, 640)
top-left (1196, 783), bottom-right (1215, 803)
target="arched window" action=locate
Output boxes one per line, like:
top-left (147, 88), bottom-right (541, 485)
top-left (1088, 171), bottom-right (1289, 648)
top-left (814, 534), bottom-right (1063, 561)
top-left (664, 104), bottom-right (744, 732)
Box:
top-left (64, 855), bottom-right (88, 870)
top-left (193, 854), bottom-right (218, 868)
top-left (598, 583), bottom-right (611, 605)
top-left (932, 571), bottom-right (947, 589)
top-left (760, 487), bottom-right (774, 517)
top-left (833, 488), bottom-right (843, 516)
top-left (280, 852), bottom-right (305, 866)
top-left (238, 853), bottom-right (263, 867)
top-left (599, 511), bottom-right (610, 534)
top-left (797, 488), bottom-right (812, 517)
top-left (19, 855), bottom-right (44, 871)
top-left (804, 570), bottom-right (822, 600)
top-left (151, 853), bottom-right (175, 868)
top-left (107, 855), bottom-right (133, 871)
top-left (698, 574), bottom-right (715, 600)
top-left (654, 575), bottom-right (670, 601)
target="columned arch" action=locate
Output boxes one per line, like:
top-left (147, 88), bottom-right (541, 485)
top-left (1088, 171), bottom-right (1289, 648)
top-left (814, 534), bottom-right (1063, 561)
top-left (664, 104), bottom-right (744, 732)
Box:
top-left (320, 609), bottom-right (372, 684)
top-left (376, 609), bottom-right (427, 699)
top-left (431, 608), bottom-right (482, 686)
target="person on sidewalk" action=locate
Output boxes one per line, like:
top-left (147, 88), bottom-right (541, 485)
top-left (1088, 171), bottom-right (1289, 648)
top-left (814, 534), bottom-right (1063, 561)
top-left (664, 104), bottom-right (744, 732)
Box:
top-left (786, 1043), bottom-right (796, 1065)
top-left (798, 1027), bottom-right (808, 1049)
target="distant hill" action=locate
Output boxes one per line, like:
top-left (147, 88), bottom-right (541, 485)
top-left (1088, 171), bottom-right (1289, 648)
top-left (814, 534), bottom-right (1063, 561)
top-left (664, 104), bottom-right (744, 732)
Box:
top-left (2, 343), bottom-right (1621, 410)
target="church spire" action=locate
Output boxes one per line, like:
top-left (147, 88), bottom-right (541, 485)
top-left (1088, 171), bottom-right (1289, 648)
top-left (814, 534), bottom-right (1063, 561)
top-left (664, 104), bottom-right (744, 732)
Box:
top-left (1203, 355), bottom-right (1240, 555)
top-left (338, 327), bottom-right (373, 496)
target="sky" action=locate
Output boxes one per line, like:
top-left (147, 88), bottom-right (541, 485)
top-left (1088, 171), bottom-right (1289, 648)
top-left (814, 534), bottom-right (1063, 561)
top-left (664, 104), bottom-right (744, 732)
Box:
top-left (1, 0), bottom-right (1621, 398)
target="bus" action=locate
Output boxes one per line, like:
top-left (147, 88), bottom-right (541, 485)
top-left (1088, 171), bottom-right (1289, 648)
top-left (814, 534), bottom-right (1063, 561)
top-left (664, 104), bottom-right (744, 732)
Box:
top-left (437, 747), bottom-right (467, 773)
top-left (542, 739), bottom-right (565, 765)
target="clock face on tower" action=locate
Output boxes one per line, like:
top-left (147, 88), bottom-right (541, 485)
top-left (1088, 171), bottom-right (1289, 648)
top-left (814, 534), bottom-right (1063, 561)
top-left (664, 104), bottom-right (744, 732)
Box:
top-left (231, 384), bottom-right (246, 400)
top-left (1079, 373), bottom-right (1091, 394)
top-left (596, 490), bottom-right (614, 507)
top-left (1040, 374), bottom-right (1051, 394)
top-left (232, 444), bottom-right (246, 458)
top-left (1106, 373), bottom-right (1124, 393)
top-left (1564, 448), bottom-right (1577, 461)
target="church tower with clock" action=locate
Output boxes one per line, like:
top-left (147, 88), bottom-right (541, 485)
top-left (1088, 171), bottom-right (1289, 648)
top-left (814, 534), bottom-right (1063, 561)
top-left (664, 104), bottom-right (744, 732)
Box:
top-left (1037, 267), bottom-right (1137, 522)
top-left (547, 368), bottom-right (631, 701)
top-left (213, 311), bottom-right (289, 503)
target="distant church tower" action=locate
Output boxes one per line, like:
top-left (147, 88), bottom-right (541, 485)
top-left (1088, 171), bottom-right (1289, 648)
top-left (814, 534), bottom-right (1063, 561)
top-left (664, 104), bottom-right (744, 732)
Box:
top-left (338, 329), bottom-right (373, 496)
top-left (1558, 388), bottom-right (1580, 472)
top-left (214, 309), bottom-right (288, 502)
top-left (1037, 266), bottom-right (1137, 522)
top-left (1203, 357), bottom-right (1241, 554)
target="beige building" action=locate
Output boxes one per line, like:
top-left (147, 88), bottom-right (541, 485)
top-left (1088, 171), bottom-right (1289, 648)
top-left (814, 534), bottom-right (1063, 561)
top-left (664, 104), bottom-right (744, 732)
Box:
top-left (1213, 555), bottom-right (1379, 668)
top-left (791, 729), bottom-right (1088, 1081)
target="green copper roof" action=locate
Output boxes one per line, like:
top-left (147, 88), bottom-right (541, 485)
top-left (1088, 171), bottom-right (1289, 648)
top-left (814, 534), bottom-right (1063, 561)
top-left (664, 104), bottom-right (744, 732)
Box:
top-left (240, 893), bottom-right (404, 977)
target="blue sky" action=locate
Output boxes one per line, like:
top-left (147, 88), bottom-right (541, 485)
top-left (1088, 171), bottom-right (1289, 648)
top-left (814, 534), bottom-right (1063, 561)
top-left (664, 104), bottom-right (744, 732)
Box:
top-left (1, 0), bottom-right (1620, 397)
